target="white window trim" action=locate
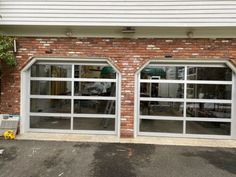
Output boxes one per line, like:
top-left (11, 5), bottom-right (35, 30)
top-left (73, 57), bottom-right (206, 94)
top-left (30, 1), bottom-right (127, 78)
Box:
top-left (30, 77), bottom-right (117, 82)
top-left (29, 112), bottom-right (116, 119)
top-left (140, 79), bottom-right (232, 85)
top-left (30, 95), bottom-right (117, 101)
top-left (140, 116), bottom-right (232, 122)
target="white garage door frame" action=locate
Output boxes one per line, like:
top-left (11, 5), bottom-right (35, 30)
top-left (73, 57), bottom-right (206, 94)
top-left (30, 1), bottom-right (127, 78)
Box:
top-left (20, 57), bottom-right (121, 136)
top-left (135, 59), bottom-right (236, 139)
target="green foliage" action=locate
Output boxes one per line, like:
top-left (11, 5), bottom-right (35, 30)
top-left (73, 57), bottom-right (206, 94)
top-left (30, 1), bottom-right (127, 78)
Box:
top-left (0, 35), bottom-right (16, 66)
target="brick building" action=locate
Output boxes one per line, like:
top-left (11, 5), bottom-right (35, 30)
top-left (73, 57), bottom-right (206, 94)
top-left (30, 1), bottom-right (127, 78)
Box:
top-left (0, 1), bottom-right (236, 139)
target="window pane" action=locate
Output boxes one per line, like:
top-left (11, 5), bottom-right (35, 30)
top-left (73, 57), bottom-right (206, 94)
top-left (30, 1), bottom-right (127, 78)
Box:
top-left (74, 65), bottom-right (116, 79)
top-left (186, 121), bottom-right (230, 135)
top-left (31, 64), bottom-right (72, 78)
top-left (186, 103), bottom-right (231, 118)
top-left (187, 84), bottom-right (231, 100)
top-left (74, 82), bottom-right (116, 96)
top-left (140, 101), bottom-right (183, 117)
top-left (140, 120), bottom-right (183, 133)
top-left (141, 66), bottom-right (185, 80)
top-left (30, 116), bottom-right (70, 129)
top-left (74, 100), bottom-right (115, 114)
top-left (31, 81), bottom-right (71, 95)
top-left (30, 99), bottom-right (71, 113)
top-left (73, 118), bottom-right (115, 131)
top-left (140, 83), bottom-right (184, 98)
top-left (187, 67), bottom-right (232, 81)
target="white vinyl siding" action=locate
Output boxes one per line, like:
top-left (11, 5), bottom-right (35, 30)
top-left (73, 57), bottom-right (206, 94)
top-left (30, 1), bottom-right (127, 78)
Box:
top-left (1, 0), bottom-right (236, 27)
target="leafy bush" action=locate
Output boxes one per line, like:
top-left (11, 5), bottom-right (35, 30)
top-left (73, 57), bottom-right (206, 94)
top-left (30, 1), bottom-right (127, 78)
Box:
top-left (0, 35), bottom-right (16, 66)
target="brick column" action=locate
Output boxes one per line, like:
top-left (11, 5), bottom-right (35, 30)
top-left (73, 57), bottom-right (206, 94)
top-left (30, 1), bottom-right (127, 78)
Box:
top-left (120, 61), bottom-right (135, 138)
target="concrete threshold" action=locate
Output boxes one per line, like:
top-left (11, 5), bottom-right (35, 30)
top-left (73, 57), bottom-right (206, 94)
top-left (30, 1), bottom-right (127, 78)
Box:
top-left (16, 133), bottom-right (236, 148)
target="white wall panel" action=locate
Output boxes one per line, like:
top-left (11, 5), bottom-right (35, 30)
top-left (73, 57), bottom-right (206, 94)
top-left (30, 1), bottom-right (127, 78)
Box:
top-left (1, 0), bottom-right (236, 26)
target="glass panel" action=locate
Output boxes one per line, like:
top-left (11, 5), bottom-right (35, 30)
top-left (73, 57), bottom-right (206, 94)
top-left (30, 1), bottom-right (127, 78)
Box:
top-left (30, 99), bottom-right (71, 113)
top-left (186, 103), bottom-right (231, 118)
top-left (186, 121), bottom-right (230, 135)
top-left (31, 81), bottom-right (71, 95)
top-left (74, 100), bottom-right (115, 114)
top-left (187, 67), bottom-right (232, 81)
top-left (74, 82), bottom-right (116, 96)
top-left (74, 65), bottom-right (116, 79)
top-left (140, 101), bottom-right (184, 117)
top-left (30, 116), bottom-right (71, 129)
top-left (140, 83), bottom-right (184, 98)
top-left (140, 120), bottom-right (183, 133)
top-left (141, 66), bottom-right (185, 80)
top-left (31, 64), bottom-right (72, 78)
top-left (187, 84), bottom-right (231, 100)
top-left (73, 118), bottom-right (115, 131)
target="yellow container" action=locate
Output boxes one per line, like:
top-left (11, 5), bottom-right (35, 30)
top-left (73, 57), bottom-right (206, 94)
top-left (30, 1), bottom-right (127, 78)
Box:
top-left (3, 130), bottom-right (15, 140)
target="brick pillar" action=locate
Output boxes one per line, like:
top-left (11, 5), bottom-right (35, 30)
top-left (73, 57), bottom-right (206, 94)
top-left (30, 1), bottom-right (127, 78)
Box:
top-left (118, 56), bottom-right (146, 138)
top-left (0, 65), bottom-right (20, 114)
top-left (120, 65), bottom-right (135, 138)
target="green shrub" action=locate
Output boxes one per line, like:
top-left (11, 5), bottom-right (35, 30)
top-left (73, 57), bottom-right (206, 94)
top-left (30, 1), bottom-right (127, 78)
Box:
top-left (0, 35), bottom-right (16, 66)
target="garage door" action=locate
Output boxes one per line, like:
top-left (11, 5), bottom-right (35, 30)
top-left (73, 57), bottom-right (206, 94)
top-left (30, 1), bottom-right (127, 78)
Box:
top-left (28, 60), bottom-right (119, 135)
top-left (137, 62), bottom-right (235, 138)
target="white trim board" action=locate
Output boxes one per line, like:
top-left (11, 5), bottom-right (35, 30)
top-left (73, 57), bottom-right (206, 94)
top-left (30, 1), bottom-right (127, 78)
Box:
top-left (2, 26), bottom-right (236, 38)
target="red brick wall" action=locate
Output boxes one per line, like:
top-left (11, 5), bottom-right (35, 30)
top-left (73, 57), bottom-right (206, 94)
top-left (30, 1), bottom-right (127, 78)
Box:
top-left (0, 37), bottom-right (236, 137)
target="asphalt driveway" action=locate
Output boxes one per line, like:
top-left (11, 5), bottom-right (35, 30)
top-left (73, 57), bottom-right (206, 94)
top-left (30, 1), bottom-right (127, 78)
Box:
top-left (0, 140), bottom-right (236, 177)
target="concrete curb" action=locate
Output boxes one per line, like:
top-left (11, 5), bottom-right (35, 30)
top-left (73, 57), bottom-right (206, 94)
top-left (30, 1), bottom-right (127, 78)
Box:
top-left (16, 133), bottom-right (236, 148)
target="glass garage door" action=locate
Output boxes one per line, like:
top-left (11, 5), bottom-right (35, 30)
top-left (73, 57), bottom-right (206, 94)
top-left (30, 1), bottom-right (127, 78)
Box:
top-left (138, 62), bottom-right (234, 138)
top-left (29, 61), bottom-right (119, 134)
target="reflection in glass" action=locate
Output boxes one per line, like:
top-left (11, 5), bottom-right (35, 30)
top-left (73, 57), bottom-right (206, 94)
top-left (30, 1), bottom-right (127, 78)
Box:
top-left (30, 116), bottom-right (71, 129)
top-left (140, 120), bottom-right (183, 133)
top-left (187, 67), bottom-right (232, 81)
top-left (140, 83), bottom-right (184, 98)
top-left (186, 103), bottom-right (231, 118)
top-left (31, 81), bottom-right (71, 95)
top-left (141, 66), bottom-right (185, 80)
top-left (74, 82), bottom-right (116, 96)
top-left (187, 84), bottom-right (231, 100)
top-left (73, 118), bottom-right (115, 131)
top-left (140, 101), bottom-right (183, 117)
top-left (74, 100), bottom-right (115, 114)
top-left (30, 99), bottom-right (71, 113)
top-left (74, 65), bottom-right (116, 79)
top-left (186, 121), bottom-right (230, 135)
top-left (31, 64), bottom-right (72, 78)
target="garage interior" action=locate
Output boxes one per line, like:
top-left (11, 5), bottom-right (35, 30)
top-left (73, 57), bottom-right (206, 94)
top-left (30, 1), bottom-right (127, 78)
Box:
top-left (138, 64), bottom-right (233, 137)
top-left (29, 62), bottom-right (118, 133)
